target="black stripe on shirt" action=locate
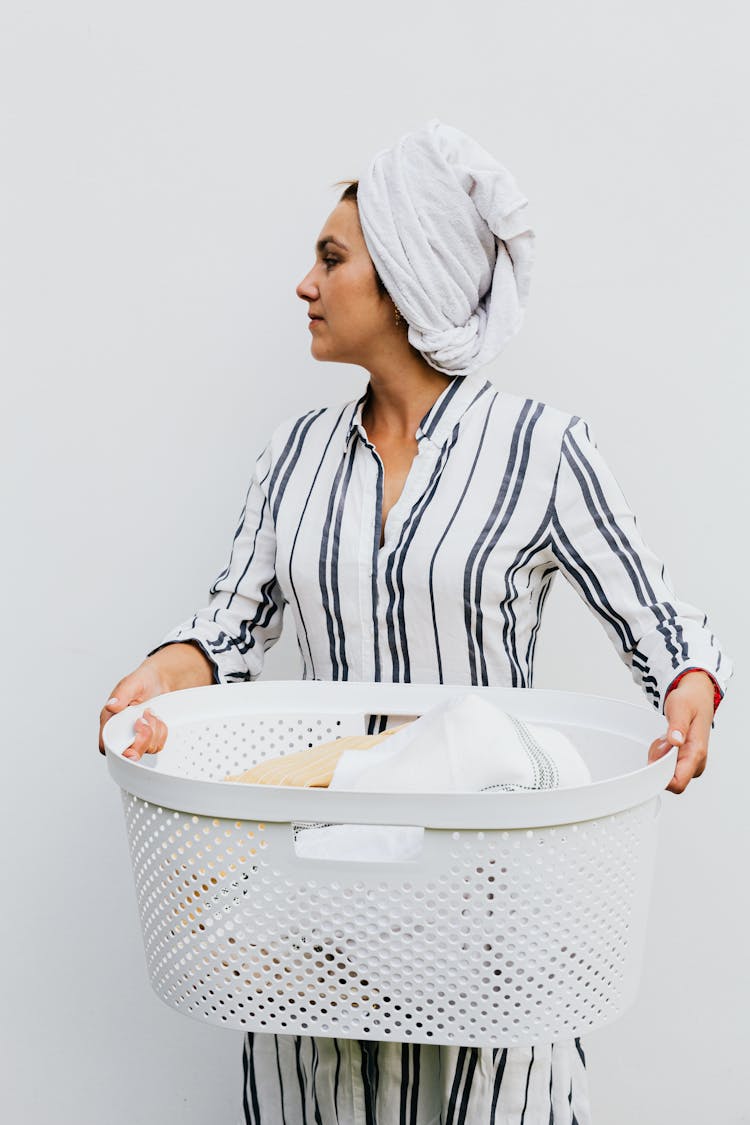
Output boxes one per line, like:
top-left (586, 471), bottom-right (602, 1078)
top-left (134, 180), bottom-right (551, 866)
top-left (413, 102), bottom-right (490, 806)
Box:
top-left (475, 402), bottom-right (546, 685)
top-left (428, 391), bottom-right (497, 682)
top-left (525, 564), bottom-right (557, 679)
top-left (399, 1042), bottom-right (410, 1125)
top-left (328, 437), bottom-right (358, 679)
top-left (317, 442), bottom-right (353, 679)
top-left (273, 1035), bottom-right (289, 1125)
top-left (497, 510), bottom-right (557, 689)
top-left (490, 1047), bottom-right (508, 1120)
top-left (410, 1044), bottom-right (421, 1123)
top-left (564, 427), bottom-right (685, 668)
top-left (421, 375), bottom-right (464, 438)
top-left (519, 1047), bottom-right (535, 1124)
top-left (445, 1046), bottom-right (469, 1124)
top-left (267, 411), bottom-right (318, 515)
top-left (287, 406), bottom-right (350, 679)
top-left (360, 1040), bottom-right (379, 1125)
top-left (293, 1036), bottom-right (309, 1125)
top-left (384, 431), bottom-right (460, 681)
top-left (221, 496), bottom-right (271, 615)
top-left (370, 447), bottom-right (385, 681)
top-left (271, 410), bottom-right (328, 525)
top-left (463, 398), bottom-right (536, 685)
top-left (243, 1033), bottom-right (261, 1125)
top-left (211, 444), bottom-right (271, 595)
top-left (456, 1048), bottom-right (479, 1125)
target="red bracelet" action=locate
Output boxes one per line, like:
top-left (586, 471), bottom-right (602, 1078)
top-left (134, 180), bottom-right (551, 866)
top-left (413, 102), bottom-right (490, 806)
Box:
top-left (665, 669), bottom-right (723, 713)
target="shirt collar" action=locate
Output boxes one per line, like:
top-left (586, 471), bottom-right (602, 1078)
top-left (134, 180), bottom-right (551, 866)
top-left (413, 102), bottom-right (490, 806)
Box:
top-left (344, 375), bottom-right (493, 452)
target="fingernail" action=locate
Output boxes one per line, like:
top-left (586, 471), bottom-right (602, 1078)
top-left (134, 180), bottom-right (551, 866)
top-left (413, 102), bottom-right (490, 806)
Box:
top-left (107, 697), bottom-right (118, 706)
top-left (123, 750), bottom-right (137, 760)
top-left (657, 739), bottom-right (669, 750)
top-left (670, 730), bottom-right (684, 744)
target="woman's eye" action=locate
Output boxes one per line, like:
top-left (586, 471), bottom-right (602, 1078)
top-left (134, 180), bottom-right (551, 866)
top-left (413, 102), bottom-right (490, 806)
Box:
top-left (324, 257), bottom-right (339, 269)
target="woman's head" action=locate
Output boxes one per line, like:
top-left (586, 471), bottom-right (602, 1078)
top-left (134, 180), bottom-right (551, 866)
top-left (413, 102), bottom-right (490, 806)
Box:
top-left (296, 183), bottom-right (405, 368)
top-left (297, 120), bottom-right (533, 379)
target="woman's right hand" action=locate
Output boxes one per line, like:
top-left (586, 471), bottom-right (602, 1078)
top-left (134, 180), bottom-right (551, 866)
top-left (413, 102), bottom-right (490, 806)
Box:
top-left (98, 660), bottom-right (170, 760)
top-left (98, 643), bottom-right (215, 761)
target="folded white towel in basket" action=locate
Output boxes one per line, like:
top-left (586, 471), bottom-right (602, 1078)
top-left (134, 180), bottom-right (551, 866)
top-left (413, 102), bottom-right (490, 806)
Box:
top-left (295, 693), bottom-right (590, 861)
top-left (334, 692), bottom-right (590, 793)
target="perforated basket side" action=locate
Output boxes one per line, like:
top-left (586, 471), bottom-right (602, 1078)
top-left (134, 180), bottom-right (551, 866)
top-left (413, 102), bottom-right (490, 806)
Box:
top-left (121, 790), bottom-right (660, 1047)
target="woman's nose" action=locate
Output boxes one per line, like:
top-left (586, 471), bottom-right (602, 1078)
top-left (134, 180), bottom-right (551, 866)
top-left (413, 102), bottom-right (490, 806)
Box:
top-left (296, 268), bottom-right (318, 301)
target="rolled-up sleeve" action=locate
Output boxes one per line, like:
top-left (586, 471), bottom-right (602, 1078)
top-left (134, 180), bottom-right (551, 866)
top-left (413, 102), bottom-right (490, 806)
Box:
top-left (149, 441), bottom-right (285, 683)
top-left (549, 416), bottom-right (733, 715)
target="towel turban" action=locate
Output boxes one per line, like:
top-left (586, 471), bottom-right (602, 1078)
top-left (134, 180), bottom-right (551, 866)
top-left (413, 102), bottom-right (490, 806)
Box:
top-left (356, 118), bottom-right (535, 379)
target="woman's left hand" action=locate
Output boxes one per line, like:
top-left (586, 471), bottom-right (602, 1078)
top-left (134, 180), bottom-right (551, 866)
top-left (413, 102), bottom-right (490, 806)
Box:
top-left (648, 669), bottom-right (717, 794)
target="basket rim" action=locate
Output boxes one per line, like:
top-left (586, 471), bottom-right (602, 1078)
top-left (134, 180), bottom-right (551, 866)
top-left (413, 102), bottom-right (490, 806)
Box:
top-left (104, 681), bottom-right (676, 829)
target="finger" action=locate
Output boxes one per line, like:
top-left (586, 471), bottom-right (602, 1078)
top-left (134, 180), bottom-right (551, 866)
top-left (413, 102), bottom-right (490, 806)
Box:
top-left (98, 677), bottom-right (147, 754)
top-left (666, 739), bottom-right (708, 795)
top-left (123, 710), bottom-right (169, 760)
top-left (122, 714), bottom-right (156, 761)
top-left (99, 698), bottom-right (123, 753)
top-left (142, 708), bottom-right (168, 754)
top-left (648, 737), bottom-right (672, 764)
top-left (156, 715), bottom-right (169, 751)
top-left (99, 695), bottom-right (122, 753)
top-left (663, 694), bottom-right (695, 750)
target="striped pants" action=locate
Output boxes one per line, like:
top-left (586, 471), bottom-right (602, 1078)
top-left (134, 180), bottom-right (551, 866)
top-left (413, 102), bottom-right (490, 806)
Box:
top-left (240, 1034), bottom-right (592, 1124)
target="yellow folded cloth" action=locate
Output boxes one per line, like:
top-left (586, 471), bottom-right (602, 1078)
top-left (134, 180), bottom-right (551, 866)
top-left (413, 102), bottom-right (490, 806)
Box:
top-left (223, 723), bottom-right (412, 787)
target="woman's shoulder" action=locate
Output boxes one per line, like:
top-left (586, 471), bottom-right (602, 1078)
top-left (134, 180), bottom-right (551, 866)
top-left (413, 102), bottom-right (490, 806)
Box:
top-left (258, 398), bottom-right (359, 468)
top-left (490, 387), bottom-right (589, 442)
top-left (263, 395), bottom-right (362, 455)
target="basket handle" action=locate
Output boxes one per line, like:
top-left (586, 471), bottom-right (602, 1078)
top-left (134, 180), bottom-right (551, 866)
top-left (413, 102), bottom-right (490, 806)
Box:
top-left (259, 821), bottom-right (459, 871)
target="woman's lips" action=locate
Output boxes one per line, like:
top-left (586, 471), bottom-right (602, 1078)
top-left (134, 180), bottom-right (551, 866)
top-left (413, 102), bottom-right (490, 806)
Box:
top-left (308, 318), bottom-right (324, 329)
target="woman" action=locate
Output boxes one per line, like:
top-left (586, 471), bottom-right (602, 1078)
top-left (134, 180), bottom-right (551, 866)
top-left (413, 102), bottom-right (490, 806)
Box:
top-left (98, 120), bottom-right (731, 1124)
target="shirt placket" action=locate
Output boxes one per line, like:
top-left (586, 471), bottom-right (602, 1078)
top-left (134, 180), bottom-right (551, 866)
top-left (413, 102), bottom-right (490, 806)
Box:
top-left (347, 376), bottom-right (484, 683)
top-left (373, 438), bottom-right (441, 685)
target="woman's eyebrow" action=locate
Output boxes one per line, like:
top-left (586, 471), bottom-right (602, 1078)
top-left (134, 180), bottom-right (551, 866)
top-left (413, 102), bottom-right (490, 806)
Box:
top-left (316, 236), bottom-right (349, 253)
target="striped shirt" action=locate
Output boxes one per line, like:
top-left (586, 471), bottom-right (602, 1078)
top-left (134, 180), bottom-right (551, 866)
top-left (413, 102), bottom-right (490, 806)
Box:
top-left (154, 373), bottom-right (732, 1124)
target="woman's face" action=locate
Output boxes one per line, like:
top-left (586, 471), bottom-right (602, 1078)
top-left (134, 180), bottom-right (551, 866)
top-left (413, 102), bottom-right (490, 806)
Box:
top-left (296, 200), bottom-right (395, 365)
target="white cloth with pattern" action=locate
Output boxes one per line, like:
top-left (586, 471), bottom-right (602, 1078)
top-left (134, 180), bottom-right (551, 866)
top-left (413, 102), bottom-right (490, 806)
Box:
top-left (334, 691), bottom-right (590, 792)
top-left (296, 692), bottom-right (591, 862)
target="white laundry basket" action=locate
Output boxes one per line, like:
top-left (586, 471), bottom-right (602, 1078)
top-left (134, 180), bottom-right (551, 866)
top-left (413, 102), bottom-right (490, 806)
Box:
top-left (104, 681), bottom-right (676, 1049)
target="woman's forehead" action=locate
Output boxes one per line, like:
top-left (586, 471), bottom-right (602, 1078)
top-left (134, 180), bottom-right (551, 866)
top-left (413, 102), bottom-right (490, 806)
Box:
top-left (316, 200), bottom-right (365, 252)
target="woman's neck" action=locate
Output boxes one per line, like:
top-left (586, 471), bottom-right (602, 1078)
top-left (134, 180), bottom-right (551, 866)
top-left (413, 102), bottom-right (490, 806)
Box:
top-left (361, 351), bottom-right (453, 441)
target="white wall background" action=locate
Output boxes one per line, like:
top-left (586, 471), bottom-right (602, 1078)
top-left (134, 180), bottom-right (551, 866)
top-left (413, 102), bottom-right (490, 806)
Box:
top-left (2, 2), bottom-right (748, 1121)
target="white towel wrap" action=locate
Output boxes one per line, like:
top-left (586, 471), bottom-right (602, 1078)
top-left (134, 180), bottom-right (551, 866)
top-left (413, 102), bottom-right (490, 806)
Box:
top-left (357, 119), bottom-right (535, 379)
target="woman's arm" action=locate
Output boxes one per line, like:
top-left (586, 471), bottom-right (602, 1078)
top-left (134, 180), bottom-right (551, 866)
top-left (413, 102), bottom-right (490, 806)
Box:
top-left (148, 439), bottom-right (286, 684)
top-left (99, 440), bottom-right (286, 761)
top-left (550, 415), bottom-right (733, 793)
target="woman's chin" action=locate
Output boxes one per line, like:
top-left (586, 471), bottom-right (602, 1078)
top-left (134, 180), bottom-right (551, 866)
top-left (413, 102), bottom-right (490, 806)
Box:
top-left (309, 336), bottom-right (358, 366)
top-left (310, 339), bottom-right (339, 363)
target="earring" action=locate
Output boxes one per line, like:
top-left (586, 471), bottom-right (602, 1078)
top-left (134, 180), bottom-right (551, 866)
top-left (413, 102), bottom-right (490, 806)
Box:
top-left (394, 305), bottom-right (404, 327)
